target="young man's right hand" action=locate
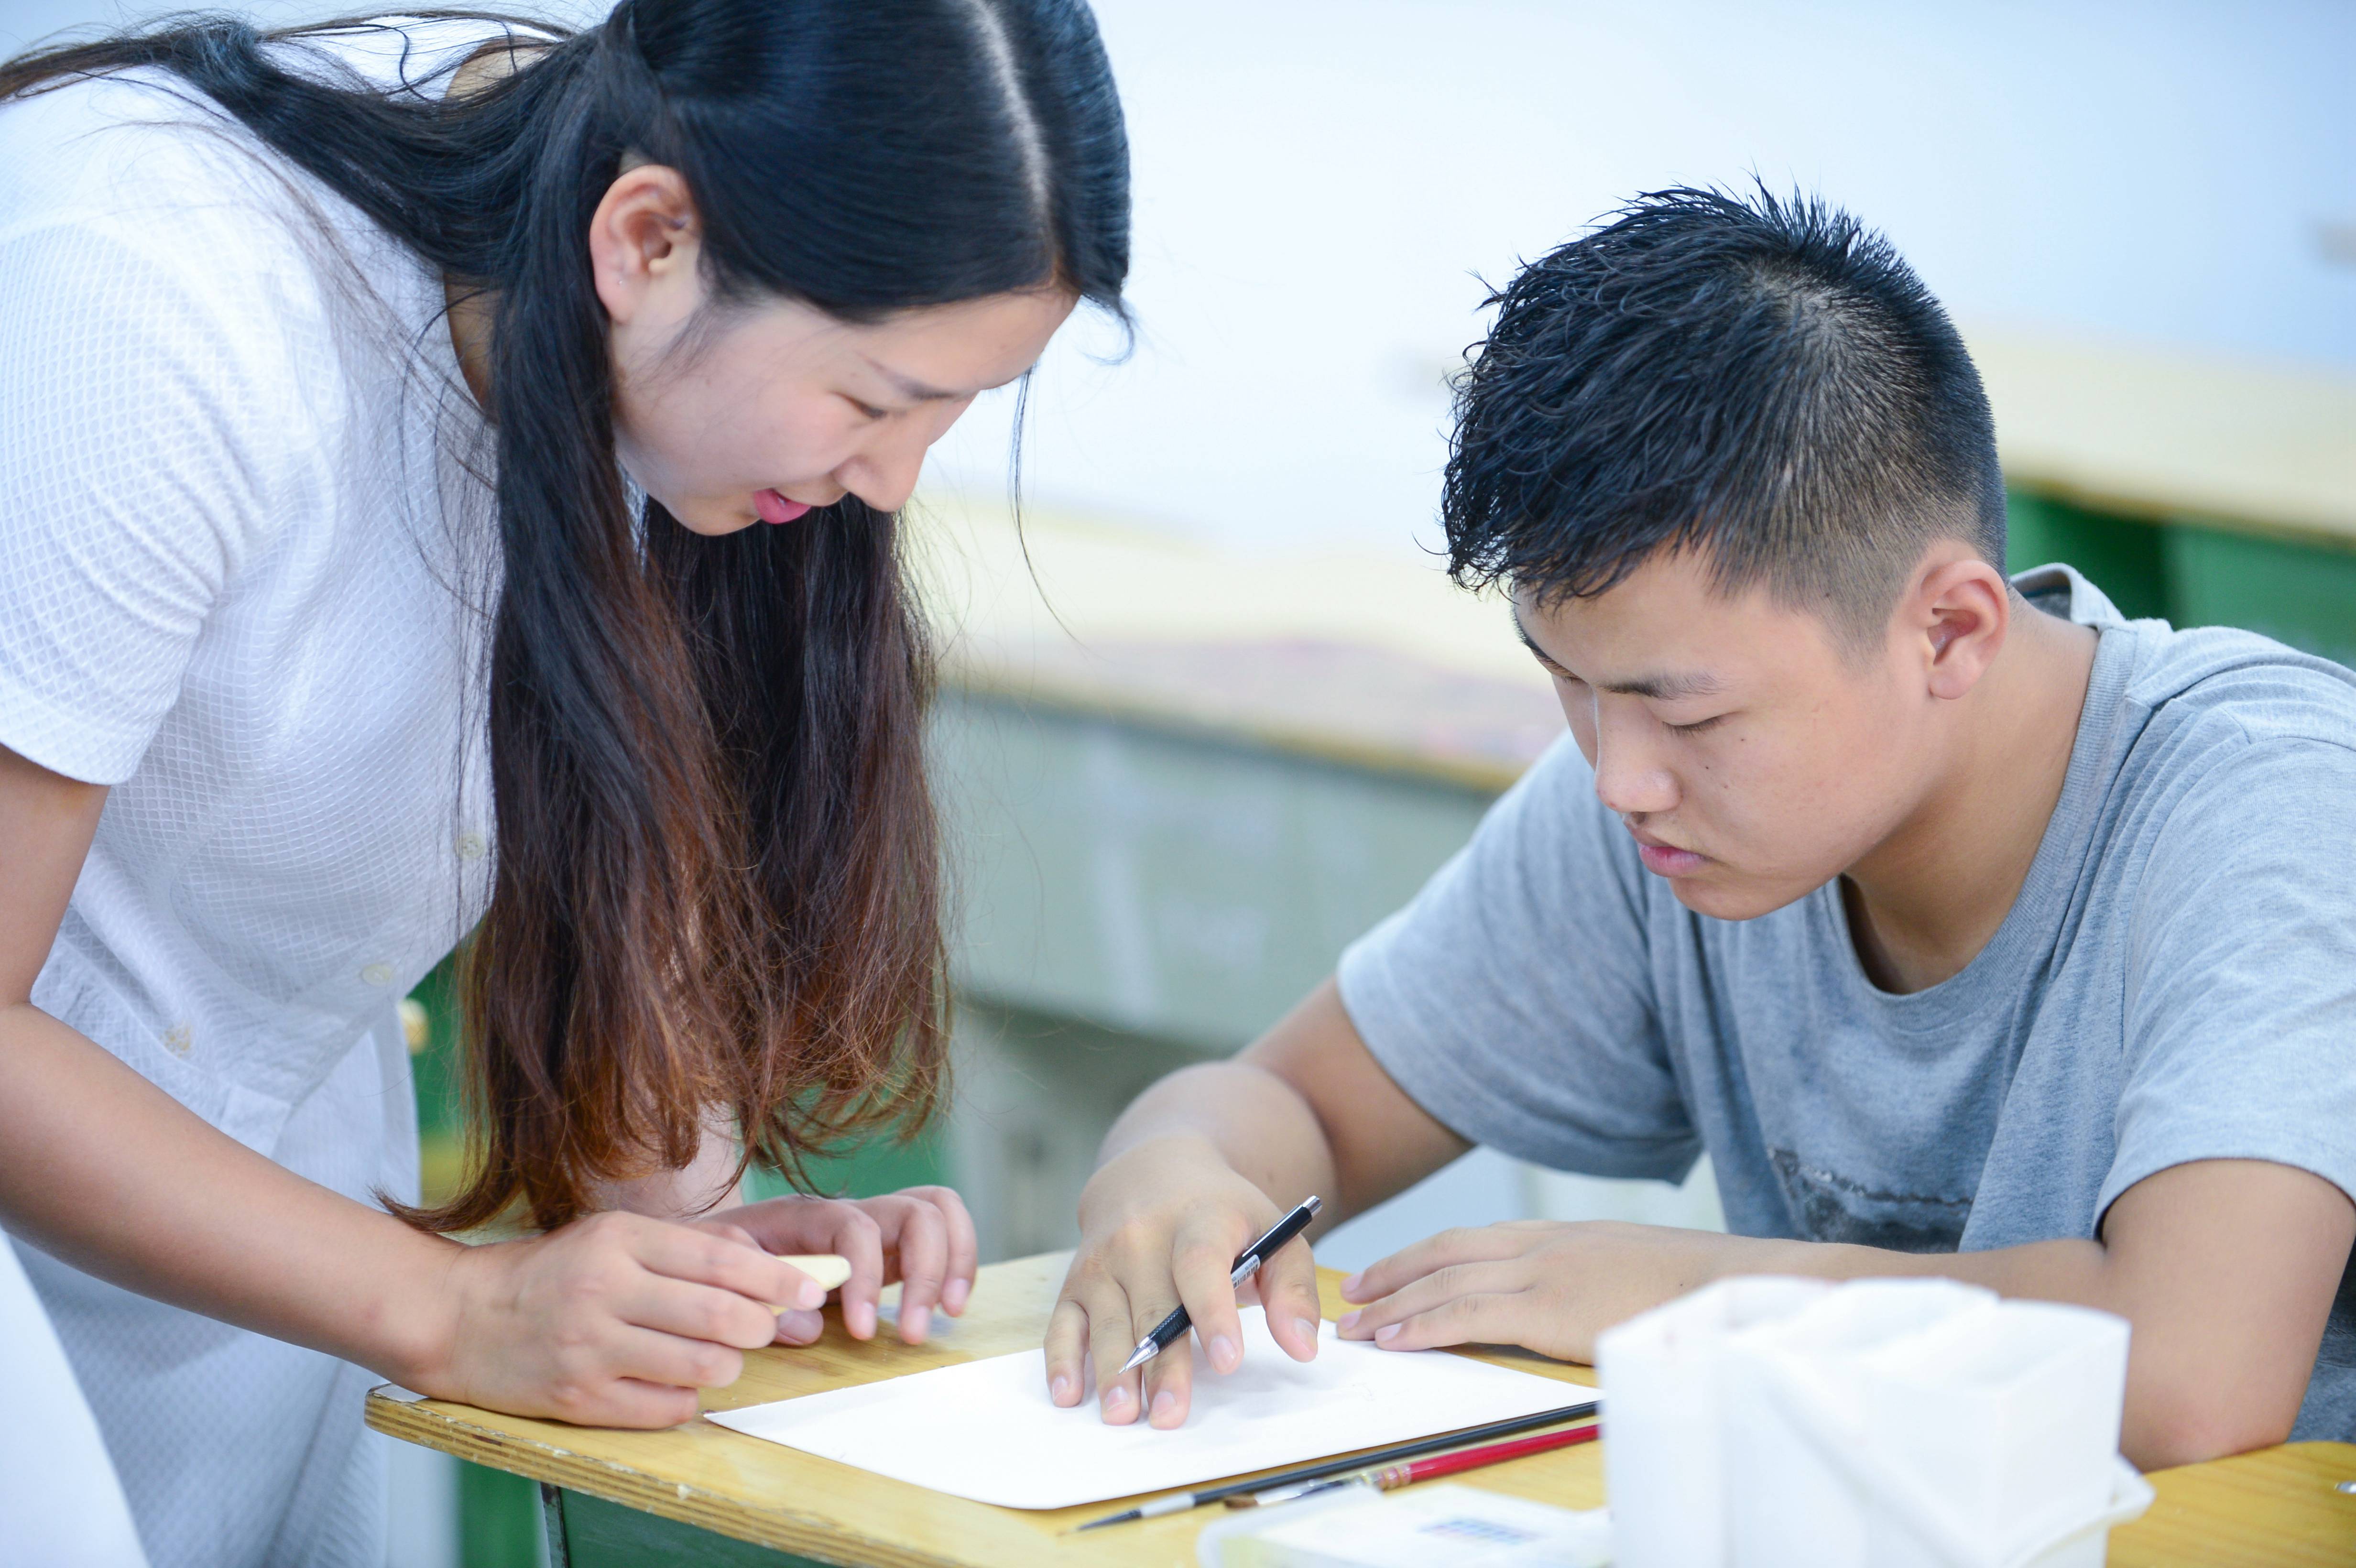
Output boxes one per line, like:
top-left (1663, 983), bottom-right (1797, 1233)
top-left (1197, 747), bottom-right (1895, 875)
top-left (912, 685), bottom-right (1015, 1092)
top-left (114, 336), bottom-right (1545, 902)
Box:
top-left (1044, 1134), bottom-right (1328, 1428)
top-left (1037, 979), bottom-right (1474, 1429)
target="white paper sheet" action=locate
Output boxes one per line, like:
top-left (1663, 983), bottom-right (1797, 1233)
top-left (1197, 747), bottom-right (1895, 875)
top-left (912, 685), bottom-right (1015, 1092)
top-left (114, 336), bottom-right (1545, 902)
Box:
top-left (705, 1307), bottom-right (1590, 1509)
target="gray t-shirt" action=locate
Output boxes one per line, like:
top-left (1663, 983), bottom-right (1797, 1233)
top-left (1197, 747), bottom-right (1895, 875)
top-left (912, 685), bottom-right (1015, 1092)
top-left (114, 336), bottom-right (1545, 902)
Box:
top-left (1338, 565), bottom-right (2356, 1440)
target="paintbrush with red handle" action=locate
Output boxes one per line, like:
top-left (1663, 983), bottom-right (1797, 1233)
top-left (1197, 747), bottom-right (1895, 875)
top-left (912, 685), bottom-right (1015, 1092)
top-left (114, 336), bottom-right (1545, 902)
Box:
top-left (1227, 1419), bottom-right (1603, 1510)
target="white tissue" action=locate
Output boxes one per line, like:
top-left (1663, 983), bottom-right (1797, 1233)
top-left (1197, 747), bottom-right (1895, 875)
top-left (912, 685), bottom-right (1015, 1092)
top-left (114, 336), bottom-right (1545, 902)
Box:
top-left (1597, 1278), bottom-right (2152, 1568)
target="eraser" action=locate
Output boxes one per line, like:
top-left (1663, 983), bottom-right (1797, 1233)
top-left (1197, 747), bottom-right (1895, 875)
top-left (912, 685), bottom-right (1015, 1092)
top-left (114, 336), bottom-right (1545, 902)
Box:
top-left (780, 1253), bottom-right (852, 1293)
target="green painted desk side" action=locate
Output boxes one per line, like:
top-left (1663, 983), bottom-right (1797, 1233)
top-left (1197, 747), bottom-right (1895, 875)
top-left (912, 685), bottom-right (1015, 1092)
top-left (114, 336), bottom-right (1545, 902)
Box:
top-left (549, 1488), bottom-right (818, 1567)
top-left (2006, 489), bottom-right (2356, 666)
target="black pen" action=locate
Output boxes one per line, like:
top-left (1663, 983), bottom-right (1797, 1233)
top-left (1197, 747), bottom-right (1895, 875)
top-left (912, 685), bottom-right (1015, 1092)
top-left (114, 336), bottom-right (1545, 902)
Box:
top-left (1119, 1195), bottom-right (1323, 1374)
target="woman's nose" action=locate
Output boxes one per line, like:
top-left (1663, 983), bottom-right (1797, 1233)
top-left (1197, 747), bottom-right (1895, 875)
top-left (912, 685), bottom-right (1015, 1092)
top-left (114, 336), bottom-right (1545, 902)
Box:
top-left (836, 434), bottom-right (928, 515)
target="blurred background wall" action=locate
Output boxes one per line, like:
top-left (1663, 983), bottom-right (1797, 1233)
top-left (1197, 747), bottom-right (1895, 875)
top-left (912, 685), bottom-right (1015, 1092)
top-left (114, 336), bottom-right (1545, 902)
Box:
top-left (926, 0), bottom-right (2356, 554)
top-left (10, 0), bottom-right (2350, 559)
top-left (4, 2), bottom-right (2350, 1564)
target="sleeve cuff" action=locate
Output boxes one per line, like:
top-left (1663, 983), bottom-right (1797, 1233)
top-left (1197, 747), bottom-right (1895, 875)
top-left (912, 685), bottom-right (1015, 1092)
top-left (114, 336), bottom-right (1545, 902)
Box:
top-left (0, 681), bottom-right (154, 784)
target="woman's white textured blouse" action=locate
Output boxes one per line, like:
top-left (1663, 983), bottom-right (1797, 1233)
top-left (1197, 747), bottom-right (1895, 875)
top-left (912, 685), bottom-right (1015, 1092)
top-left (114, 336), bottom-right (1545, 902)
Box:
top-left (0, 20), bottom-right (505, 1567)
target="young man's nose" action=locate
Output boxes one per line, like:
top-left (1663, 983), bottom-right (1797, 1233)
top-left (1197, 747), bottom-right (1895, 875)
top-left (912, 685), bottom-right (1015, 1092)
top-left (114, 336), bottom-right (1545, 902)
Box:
top-left (1590, 714), bottom-right (1679, 816)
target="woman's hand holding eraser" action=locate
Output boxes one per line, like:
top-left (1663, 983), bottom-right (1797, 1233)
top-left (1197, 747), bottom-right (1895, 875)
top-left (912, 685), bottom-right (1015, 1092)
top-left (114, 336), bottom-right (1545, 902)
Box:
top-left (707, 1187), bottom-right (977, 1349)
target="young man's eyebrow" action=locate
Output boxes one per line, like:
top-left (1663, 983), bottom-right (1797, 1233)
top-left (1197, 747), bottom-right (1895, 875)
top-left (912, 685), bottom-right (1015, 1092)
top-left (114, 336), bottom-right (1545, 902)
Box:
top-left (1600, 670), bottom-right (1727, 700)
top-left (1508, 608), bottom-right (1724, 698)
top-left (1510, 609), bottom-right (1559, 664)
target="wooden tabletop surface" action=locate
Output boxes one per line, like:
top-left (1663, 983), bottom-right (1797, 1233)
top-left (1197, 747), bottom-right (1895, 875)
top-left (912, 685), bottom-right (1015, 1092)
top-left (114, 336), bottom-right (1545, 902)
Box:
top-left (1970, 332), bottom-right (2356, 547)
top-left (370, 1252), bottom-right (2356, 1568)
top-left (916, 496), bottom-right (1567, 791)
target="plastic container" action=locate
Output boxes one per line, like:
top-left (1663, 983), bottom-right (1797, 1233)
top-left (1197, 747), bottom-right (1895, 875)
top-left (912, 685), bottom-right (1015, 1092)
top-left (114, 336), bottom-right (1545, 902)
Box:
top-left (1196, 1482), bottom-right (1613, 1568)
top-left (1599, 1278), bottom-right (2154, 1568)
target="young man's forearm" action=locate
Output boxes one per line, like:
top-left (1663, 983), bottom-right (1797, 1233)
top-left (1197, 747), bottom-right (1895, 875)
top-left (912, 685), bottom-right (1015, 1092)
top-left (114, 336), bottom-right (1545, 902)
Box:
top-left (1095, 1060), bottom-right (1344, 1222)
top-left (1097, 979), bottom-right (1474, 1229)
top-left (1737, 1159), bottom-right (2351, 1468)
top-left (1741, 1234), bottom-right (2277, 1467)
top-left (1334, 1159), bottom-right (2346, 1470)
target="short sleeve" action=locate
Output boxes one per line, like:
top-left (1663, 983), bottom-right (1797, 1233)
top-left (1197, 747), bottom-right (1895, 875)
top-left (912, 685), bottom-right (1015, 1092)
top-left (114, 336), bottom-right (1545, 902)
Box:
top-left (0, 214), bottom-right (321, 784)
top-left (1336, 734), bottom-right (1698, 1179)
top-left (2106, 733), bottom-right (2356, 1216)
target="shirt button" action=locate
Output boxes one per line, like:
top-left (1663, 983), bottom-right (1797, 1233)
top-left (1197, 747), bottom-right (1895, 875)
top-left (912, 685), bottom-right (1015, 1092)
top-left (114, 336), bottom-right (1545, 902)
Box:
top-left (454, 831), bottom-right (487, 861)
top-left (360, 963), bottom-right (394, 987)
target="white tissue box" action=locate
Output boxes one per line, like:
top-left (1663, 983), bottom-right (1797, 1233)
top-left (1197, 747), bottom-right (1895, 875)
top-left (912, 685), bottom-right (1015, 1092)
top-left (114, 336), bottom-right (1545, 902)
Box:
top-left (1598, 1277), bottom-right (2154, 1568)
top-left (1195, 1483), bottom-right (1614, 1568)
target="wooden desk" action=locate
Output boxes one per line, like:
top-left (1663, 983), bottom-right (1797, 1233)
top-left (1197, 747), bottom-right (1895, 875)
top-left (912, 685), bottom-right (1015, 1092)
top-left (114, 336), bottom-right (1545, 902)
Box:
top-left (1965, 333), bottom-right (2356, 664)
top-left (370, 1252), bottom-right (2356, 1568)
top-left (1969, 331), bottom-right (2356, 549)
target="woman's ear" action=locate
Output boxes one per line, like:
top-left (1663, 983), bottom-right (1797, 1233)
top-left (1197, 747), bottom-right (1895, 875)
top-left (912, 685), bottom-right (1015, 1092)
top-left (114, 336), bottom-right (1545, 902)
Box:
top-left (588, 163), bottom-right (702, 327)
top-left (1912, 551), bottom-right (2012, 702)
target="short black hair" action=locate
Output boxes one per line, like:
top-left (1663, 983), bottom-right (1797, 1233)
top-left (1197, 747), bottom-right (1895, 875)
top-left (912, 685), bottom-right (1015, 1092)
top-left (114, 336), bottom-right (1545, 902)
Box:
top-left (1441, 186), bottom-right (2005, 645)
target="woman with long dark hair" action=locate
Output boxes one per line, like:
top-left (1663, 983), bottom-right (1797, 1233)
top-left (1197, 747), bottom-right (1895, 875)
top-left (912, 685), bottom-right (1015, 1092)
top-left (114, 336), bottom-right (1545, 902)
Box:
top-left (0, 1), bottom-right (1127, 1560)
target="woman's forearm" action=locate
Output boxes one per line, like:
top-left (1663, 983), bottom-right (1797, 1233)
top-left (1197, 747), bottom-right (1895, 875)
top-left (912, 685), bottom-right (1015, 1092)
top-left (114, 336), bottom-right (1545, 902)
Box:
top-left (0, 1001), bottom-right (460, 1385)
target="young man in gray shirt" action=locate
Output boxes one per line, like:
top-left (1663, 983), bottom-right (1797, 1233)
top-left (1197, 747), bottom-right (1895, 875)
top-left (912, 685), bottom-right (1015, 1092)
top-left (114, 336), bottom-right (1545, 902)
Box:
top-left (1043, 188), bottom-right (2356, 1466)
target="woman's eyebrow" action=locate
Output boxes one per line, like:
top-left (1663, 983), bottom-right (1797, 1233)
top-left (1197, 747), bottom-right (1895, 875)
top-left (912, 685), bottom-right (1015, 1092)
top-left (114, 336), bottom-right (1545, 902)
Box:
top-left (859, 355), bottom-right (963, 403)
top-left (859, 355), bottom-right (1038, 403)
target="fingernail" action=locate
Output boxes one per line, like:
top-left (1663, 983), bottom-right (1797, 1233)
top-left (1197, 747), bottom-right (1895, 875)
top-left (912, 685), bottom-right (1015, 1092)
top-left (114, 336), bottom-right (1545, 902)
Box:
top-left (849, 1301), bottom-right (876, 1339)
top-left (1295, 1318), bottom-right (1321, 1345)
top-left (1337, 1310), bottom-right (1361, 1331)
top-left (1342, 1272), bottom-right (1363, 1296)
top-left (776, 1309), bottom-right (823, 1344)
top-left (1102, 1384), bottom-right (1131, 1416)
top-left (797, 1278), bottom-right (827, 1310)
top-left (1374, 1323), bottom-right (1400, 1344)
top-left (1209, 1334), bottom-right (1239, 1372)
top-left (1151, 1389), bottom-right (1179, 1425)
top-left (944, 1277), bottom-right (970, 1314)
top-left (901, 1303), bottom-right (931, 1342)
top-left (1050, 1374), bottom-right (1073, 1405)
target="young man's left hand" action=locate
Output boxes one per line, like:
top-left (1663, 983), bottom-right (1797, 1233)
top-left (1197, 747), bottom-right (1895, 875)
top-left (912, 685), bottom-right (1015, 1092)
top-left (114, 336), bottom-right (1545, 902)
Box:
top-left (1334, 1219), bottom-right (1770, 1361)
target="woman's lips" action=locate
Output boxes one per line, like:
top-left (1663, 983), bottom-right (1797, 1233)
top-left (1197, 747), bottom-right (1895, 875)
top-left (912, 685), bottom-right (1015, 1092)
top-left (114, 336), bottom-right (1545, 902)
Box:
top-left (1636, 840), bottom-right (1709, 877)
top-left (754, 488), bottom-right (814, 525)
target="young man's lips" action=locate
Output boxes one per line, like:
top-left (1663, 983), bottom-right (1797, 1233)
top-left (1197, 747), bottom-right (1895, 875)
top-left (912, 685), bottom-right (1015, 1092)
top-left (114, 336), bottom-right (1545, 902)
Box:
top-left (754, 488), bottom-right (814, 525)
top-left (1636, 840), bottom-right (1709, 876)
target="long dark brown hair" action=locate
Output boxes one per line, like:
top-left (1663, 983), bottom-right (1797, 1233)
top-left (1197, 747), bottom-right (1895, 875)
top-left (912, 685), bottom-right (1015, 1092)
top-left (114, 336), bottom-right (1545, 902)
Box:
top-left (2, 0), bottom-right (1131, 1230)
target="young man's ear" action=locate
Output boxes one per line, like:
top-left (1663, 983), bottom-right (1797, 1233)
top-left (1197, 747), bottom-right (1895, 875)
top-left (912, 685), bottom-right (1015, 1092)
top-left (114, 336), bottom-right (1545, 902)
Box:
top-left (1909, 550), bottom-right (2012, 702)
